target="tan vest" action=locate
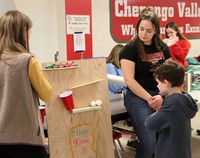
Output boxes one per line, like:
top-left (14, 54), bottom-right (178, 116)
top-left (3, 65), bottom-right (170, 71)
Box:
top-left (0, 52), bottom-right (45, 146)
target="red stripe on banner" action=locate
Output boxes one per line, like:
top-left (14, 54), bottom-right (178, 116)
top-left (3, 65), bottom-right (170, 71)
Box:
top-left (65, 0), bottom-right (92, 60)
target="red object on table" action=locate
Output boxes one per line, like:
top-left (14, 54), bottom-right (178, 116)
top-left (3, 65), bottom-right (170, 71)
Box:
top-left (39, 106), bottom-right (45, 123)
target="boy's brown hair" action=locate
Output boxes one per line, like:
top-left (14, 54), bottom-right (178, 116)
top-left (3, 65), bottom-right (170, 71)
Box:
top-left (154, 60), bottom-right (185, 87)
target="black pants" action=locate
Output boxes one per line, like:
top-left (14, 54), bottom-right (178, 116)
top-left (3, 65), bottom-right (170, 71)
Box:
top-left (0, 145), bottom-right (48, 158)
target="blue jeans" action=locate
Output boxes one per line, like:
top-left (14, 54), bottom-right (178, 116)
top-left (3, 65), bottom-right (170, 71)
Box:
top-left (124, 89), bottom-right (158, 158)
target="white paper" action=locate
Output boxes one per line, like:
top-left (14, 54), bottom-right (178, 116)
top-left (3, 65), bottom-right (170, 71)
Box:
top-left (73, 32), bottom-right (85, 52)
top-left (66, 15), bottom-right (90, 34)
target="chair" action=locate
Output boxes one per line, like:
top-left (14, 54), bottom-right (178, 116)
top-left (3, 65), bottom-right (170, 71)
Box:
top-left (113, 130), bottom-right (124, 158)
top-left (110, 93), bottom-right (136, 135)
top-left (109, 93), bottom-right (139, 155)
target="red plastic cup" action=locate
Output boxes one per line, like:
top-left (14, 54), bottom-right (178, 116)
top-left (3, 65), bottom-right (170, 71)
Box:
top-left (39, 106), bottom-right (45, 123)
top-left (59, 91), bottom-right (75, 111)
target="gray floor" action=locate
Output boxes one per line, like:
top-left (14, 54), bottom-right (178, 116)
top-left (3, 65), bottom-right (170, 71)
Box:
top-left (114, 109), bottom-right (200, 158)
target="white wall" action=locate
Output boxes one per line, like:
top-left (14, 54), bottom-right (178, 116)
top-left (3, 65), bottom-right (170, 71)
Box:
top-left (8, 0), bottom-right (200, 65)
top-left (92, 0), bottom-right (117, 57)
top-left (14, 0), bottom-right (58, 64)
top-left (56, 0), bottom-right (66, 61)
top-left (0, 0), bottom-right (16, 15)
top-left (189, 40), bottom-right (200, 57)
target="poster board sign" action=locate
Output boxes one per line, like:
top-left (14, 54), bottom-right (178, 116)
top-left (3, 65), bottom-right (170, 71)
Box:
top-left (66, 15), bottom-right (90, 34)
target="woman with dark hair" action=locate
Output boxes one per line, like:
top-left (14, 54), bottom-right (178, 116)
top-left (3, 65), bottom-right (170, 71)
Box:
top-left (0, 10), bottom-right (53, 158)
top-left (163, 22), bottom-right (191, 69)
top-left (119, 7), bottom-right (171, 158)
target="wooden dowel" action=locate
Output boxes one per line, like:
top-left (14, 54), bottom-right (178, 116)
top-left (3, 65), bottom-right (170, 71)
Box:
top-left (70, 79), bottom-right (104, 89)
top-left (72, 105), bottom-right (102, 114)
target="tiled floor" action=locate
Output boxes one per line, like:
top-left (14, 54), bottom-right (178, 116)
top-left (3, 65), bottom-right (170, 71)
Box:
top-left (114, 108), bottom-right (200, 158)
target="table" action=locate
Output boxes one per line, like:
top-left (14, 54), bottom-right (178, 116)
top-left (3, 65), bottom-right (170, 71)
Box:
top-left (109, 94), bottom-right (128, 122)
top-left (189, 91), bottom-right (200, 106)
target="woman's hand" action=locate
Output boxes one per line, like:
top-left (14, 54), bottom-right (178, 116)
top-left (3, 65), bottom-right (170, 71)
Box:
top-left (165, 36), bottom-right (179, 47)
top-left (148, 95), bottom-right (163, 110)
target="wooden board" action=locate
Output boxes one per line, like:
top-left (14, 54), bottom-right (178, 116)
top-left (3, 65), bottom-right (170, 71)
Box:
top-left (43, 58), bottom-right (114, 158)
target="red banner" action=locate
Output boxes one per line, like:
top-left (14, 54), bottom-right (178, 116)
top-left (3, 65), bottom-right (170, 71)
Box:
top-left (110, 0), bottom-right (200, 43)
top-left (65, 0), bottom-right (92, 60)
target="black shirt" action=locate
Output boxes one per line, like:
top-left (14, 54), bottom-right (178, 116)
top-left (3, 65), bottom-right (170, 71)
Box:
top-left (119, 42), bottom-right (171, 90)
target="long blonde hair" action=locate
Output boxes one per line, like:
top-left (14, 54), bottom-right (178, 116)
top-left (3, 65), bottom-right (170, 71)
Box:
top-left (0, 10), bottom-right (32, 56)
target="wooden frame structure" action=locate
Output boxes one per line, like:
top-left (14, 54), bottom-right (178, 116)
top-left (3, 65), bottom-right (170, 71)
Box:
top-left (43, 58), bottom-right (114, 158)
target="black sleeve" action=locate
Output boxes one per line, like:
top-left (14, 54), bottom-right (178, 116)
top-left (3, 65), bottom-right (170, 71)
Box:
top-left (162, 43), bottom-right (171, 59)
top-left (119, 44), bottom-right (138, 62)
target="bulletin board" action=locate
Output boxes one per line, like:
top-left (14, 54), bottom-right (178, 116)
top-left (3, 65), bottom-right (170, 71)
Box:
top-left (43, 58), bottom-right (114, 158)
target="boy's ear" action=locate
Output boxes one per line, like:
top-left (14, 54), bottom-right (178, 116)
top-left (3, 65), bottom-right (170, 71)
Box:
top-left (163, 79), bottom-right (171, 87)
